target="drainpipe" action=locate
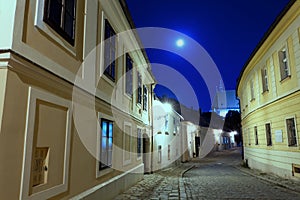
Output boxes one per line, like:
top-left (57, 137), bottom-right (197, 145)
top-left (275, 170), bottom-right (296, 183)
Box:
top-left (150, 83), bottom-right (155, 174)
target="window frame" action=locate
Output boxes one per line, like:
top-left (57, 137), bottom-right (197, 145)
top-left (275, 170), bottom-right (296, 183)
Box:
top-left (43, 0), bottom-right (77, 46)
top-left (254, 126), bottom-right (258, 145)
top-left (125, 53), bottom-right (133, 96)
top-left (137, 127), bottom-right (142, 159)
top-left (265, 123), bottom-right (272, 146)
top-left (261, 67), bottom-right (269, 93)
top-left (285, 117), bottom-right (298, 147)
top-left (99, 118), bottom-right (114, 170)
top-left (278, 47), bottom-right (290, 81)
top-left (137, 72), bottom-right (142, 104)
top-left (103, 19), bottom-right (117, 82)
top-left (143, 85), bottom-right (148, 111)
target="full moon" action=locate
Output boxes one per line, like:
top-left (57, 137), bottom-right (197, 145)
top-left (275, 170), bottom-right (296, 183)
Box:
top-left (176, 39), bottom-right (184, 47)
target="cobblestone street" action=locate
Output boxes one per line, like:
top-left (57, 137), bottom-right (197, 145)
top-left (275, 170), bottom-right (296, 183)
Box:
top-left (115, 148), bottom-right (300, 199)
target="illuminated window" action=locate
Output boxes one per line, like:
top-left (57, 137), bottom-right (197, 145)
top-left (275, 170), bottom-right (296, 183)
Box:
top-left (100, 119), bottom-right (113, 170)
top-left (104, 20), bottom-right (116, 81)
top-left (44, 0), bottom-right (76, 45)
top-left (286, 118), bottom-right (297, 146)
top-left (125, 54), bottom-right (133, 96)
top-left (261, 68), bottom-right (268, 92)
top-left (265, 123), bottom-right (272, 146)
top-left (278, 48), bottom-right (290, 80)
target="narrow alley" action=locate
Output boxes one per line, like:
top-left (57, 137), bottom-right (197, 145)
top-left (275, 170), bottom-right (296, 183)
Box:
top-left (115, 148), bottom-right (300, 199)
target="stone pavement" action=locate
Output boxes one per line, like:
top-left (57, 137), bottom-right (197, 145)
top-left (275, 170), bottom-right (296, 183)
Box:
top-left (115, 148), bottom-right (300, 199)
top-left (114, 163), bottom-right (194, 200)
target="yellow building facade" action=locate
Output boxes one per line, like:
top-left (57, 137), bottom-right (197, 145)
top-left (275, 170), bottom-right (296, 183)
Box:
top-left (237, 0), bottom-right (300, 179)
top-left (0, 0), bottom-right (155, 199)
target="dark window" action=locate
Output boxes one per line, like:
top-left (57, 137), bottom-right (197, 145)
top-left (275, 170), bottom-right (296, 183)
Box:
top-left (261, 68), bottom-right (269, 92)
top-left (44, 0), bottom-right (76, 45)
top-left (168, 145), bottom-right (170, 160)
top-left (158, 145), bottom-right (162, 163)
top-left (278, 48), bottom-right (290, 80)
top-left (143, 85), bottom-right (148, 110)
top-left (286, 118), bottom-right (297, 146)
top-left (104, 20), bottom-right (116, 81)
top-left (265, 123), bottom-right (272, 146)
top-left (254, 126), bottom-right (258, 145)
top-left (99, 119), bottom-right (113, 170)
top-left (137, 128), bottom-right (142, 158)
top-left (137, 73), bottom-right (142, 104)
top-left (125, 54), bottom-right (133, 96)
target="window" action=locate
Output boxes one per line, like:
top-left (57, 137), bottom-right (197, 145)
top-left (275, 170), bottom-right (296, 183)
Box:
top-left (250, 80), bottom-right (255, 101)
top-left (286, 118), bottom-right (297, 146)
top-left (44, 0), bottom-right (76, 45)
top-left (265, 123), bottom-right (272, 146)
top-left (261, 68), bottom-right (269, 92)
top-left (158, 145), bottom-right (162, 163)
top-left (104, 20), bottom-right (116, 81)
top-left (125, 54), bottom-right (133, 96)
top-left (278, 48), bottom-right (290, 80)
top-left (100, 119), bottom-right (113, 170)
top-left (137, 72), bottom-right (142, 104)
top-left (168, 145), bottom-right (171, 160)
top-left (137, 128), bottom-right (142, 158)
top-left (143, 85), bottom-right (148, 110)
top-left (254, 126), bottom-right (258, 145)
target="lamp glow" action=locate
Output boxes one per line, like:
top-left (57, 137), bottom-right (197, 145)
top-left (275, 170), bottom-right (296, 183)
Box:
top-left (163, 103), bottom-right (172, 113)
top-left (176, 39), bottom-right (184, 47)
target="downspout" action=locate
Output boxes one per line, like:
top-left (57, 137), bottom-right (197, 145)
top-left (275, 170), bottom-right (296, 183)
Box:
top-left (150, 83), bottom-right (155, 173)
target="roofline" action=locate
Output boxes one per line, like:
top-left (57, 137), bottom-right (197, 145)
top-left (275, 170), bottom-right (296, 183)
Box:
top-left (119, 0), bottom-right (156, 82)
top-left (236, 0), bottom-right (296, 96)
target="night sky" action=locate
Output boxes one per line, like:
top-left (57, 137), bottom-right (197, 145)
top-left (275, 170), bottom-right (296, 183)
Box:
top-left (125, 0), bottom-right (291, 111)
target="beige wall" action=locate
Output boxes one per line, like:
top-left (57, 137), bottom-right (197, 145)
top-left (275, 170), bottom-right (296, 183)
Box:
top-left (0, 0), bottom-right (155, 199)
top-left (237, 1), bottom-right (300, 179)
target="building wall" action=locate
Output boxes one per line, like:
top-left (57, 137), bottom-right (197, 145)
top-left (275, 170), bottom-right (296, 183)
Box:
top-left (237, 1), bottom-right (300, 179)
top-left (152, 100), bottom-right (182, 171)
top-left (0, 0), bottom-right (155, 199)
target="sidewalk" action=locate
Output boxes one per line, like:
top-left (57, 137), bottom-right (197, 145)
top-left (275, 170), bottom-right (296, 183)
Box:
top-left (236, 163), bottom-right (300, 194)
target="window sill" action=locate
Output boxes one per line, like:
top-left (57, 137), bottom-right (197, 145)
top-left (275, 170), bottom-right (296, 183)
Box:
top-left (96, 167), bottom-right (113, 179)
top-left (280, 75), bottom-right (291, 83)
top-left (250, 98), bottom-right (255, 102)
top-left (102, 74), bottom-right (115, 87)
top-left (288, 144), bottom-right (298, 147)
top-left (262, 89), bottom-right (269, 95)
